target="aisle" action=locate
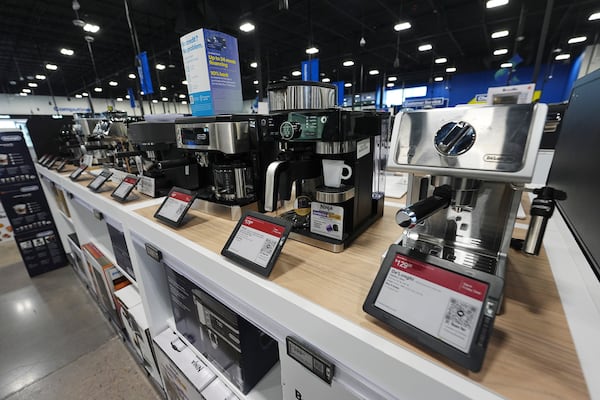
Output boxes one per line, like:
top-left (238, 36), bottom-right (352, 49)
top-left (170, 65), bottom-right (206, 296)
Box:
top-left (0, 241), bottom-right (161, 400)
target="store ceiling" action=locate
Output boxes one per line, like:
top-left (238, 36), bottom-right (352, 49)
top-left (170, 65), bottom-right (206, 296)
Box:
top-left (0, 0), bottom-right (598, 102)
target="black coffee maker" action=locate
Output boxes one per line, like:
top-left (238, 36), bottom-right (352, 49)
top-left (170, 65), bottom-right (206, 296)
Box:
top-left (261, 109), bottom-right (389, 252)
top-left (174, 115), bottom-right (266, 220)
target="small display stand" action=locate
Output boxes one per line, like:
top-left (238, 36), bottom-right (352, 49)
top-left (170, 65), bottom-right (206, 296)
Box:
top-left (111, 175), bottom-right (140, 202)
top-left (87, 170), bottom-right (113, 192)
top-left (153, 187), bottom-right (197, 228)
top-left (69, 164), bottom-right (88, 181)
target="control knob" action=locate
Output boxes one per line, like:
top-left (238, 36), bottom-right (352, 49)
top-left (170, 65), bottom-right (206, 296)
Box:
top-left (280, 121), bottom-right (301, 140)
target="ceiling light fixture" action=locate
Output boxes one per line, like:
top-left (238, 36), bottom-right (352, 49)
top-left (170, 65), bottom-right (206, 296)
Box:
top-left (435, 57), bottom-right (448, 64)
top-left (368, 69), bottom-right (380, 75)
top-left (388, 76), bottom-right (397, 82)
top-left (128, 73), bottom-right (136, 79)
top-left (152, 99), bottom-right (158, 103)
top-left (250, 62), bottom-right (258, 68)
top-left (446, 67), bottom-right (457, 73)
top-left (178, 94), bottom-right (186, 99)
top-left (109, 81), bottom-right (118, 87)
top-left (342, 60), bottom-right (355, 67)
top-left (83, 23), bottom-right (100, 33)
top-left (434, 76), bottom-right (444, 82)
top-left (75, 94), bottom-right (82, 98)
top-left (82, 92), bottom-right (88, 97)
top-left (35, 74), bottom-right (46, 80)
top-left (94, 87), bottom-right (102, 92)
top-left (589, 12), bottom-right (600, 21)
top-left (45, 63), bottom-right (58, 70)
top-left (344, 83), bottom-right (352, 87)
top-left (291, 70), bottom-right (302, 76)
top-left (182, 101), bottom-right (187, 104)
top-left (501, 62), bottom-right (513, 68)
top-left (491, 30), bottom-right (509, 39)
top-left (162, 97), bottom-right (168, 101)
top-left (60, 48), bottom-right (74, 56)
top-left (486, 0), bottom-right (509, 9)
top-left (418, 44), bottom-right (433, 52)
top-left (386, 83), bottom-right (394, 87)
top-left (305, 46), bottom-right (319, 55)
top-left (156, 64), bottom-right (166, 70)
top-left (182, 80), bottom-right (188, 85)
top-left (567, 36), bottom-right (587, 44)
top-left (322, 78), bottom-right (331, 83)
top-left (239, 22), bottom-right (255, 32)
top-left (19, 93), bottom-right (28, 96)
top-left (125, 95), bottom-right (130, 99)
top-left (116, 97), bottom-right (123, 101)
top-left (28, 82), bottom-right (38, 88)
top-left (493, 48), bottom-right (509, 56)
top-left (555, 53), bottom-right (571, 61)
top-left (159, 85), bottom-right (167, 91)
top-left (22, 88), bottom-right (32, 93)
top-left (253, 80), bottom-right (259, 85)
top-left (394, 21), bottom-right (411, 31)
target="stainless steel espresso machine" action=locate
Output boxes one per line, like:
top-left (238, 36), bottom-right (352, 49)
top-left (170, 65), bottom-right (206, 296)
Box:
top-left (174, 115), bottom-right (263, 220)
top-left (72, 112), bottom-right (129, 165)
top-left (261, 109), bottom-right (388, 252)
top-left (387, 103), bottom-right (547, 278)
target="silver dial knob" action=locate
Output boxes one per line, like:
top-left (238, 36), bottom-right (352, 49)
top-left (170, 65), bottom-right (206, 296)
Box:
top-left (434, 121), bottom-right (476, 156)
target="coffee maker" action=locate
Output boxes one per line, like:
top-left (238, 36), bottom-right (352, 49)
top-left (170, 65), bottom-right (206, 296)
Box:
top-left (126, 121), bottom-right (199, 197)
top-left (174, 115), bottom-right (262, 220)
top-left (387, 103), bottom-right (547, 278)
top-left (262, 109), bottom-right (388, 252)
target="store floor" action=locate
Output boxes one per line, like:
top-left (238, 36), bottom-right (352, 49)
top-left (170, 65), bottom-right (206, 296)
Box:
top-left (0, 241), bottom-right (161, 400)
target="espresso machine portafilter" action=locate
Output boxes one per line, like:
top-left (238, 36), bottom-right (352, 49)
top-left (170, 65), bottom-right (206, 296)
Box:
top-left (388, 104), bottom-right (548, 278)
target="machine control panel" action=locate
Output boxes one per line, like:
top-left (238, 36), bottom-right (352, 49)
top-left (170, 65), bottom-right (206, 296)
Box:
top-left (434, 121), bottom-right (476, 156)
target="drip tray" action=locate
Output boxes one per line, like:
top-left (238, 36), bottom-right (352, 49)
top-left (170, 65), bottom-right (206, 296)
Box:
top-left (315, 185), bottom-right (355, 203)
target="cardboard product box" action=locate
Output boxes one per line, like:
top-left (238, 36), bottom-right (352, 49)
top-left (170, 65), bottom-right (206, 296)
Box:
top-left (106, 221), bottom-right (136, 280)
top-left (154, 328), bottom-right (217, 400)
top-left (67, 233), bottom-right (89, 283)
top-left (165, 265), bottom-right (279, 394)
top-left (82, 243), bottom-right (131, 321)
top-left (128, 303), bottom-right (161, 385)
top-left (115, 285), bottom-right (142, 341)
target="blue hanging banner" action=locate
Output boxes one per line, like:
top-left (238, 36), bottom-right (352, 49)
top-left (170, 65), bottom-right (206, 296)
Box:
top-left (301, 58), bottom-right (319, 82)
top-left (136, 51), bottom-right (154, 95)
top-left (332, 81), bottom-right (345, 106)
top-left (127, 88), bottom-right (136, 108)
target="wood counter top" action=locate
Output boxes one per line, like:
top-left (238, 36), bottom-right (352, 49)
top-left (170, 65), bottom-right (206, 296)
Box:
top-left (135, 203), bottom-right (588, 399)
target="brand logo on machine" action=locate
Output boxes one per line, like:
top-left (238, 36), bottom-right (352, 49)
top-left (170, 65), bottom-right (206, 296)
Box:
top-left (318, 204), bottom-right (334, 211)
top-left (191, 359), bottom-right (204, 372)
top-left (483, 154), bottom-right (516, 163)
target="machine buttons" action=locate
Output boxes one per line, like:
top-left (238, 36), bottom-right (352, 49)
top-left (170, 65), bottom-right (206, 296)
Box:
top-left (280, 121), bottom-right (301, 140)
top-left (434, 121), bottom-right (476, 156)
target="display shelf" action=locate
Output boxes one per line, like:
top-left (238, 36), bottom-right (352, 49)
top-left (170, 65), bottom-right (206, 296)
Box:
top-left (92, 241), bottom-right (138, 289)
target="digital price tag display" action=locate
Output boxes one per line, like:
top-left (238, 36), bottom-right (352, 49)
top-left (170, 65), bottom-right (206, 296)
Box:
top-left (153, 187), bottom-right (197, 227)
top-left (55, 159), bottom-right (68, 172)
top-left (87, 170), bottom-right (113, 192)
top-left (363, 244), bottom-right (503, 372)
top-left (286, 337), bottom-right (335, 384)
top-left (221, 211), bottom-right (292, 277)
top-left (46, 157), bottom-right (61, 169)
top-left (38, 154), bottom-right (49, 164)
top-left (111, 175), bottom-right (140, 202)
top-left (42, 155), bottom-right (56, 168)
top-left (69, 164), bottom-right (88, 180)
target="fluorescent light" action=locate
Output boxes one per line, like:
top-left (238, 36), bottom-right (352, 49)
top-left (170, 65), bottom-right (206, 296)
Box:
top-left (344, 83), bottom-right (352, 87)
top-left (394, 21), bottom-right (411, 31)
top-left (178, 94), bottom-right (186, 98)
top-left (82, 92), bottom-right (89, 97)
top-left (182, 80), bottom-right (188, 85)
top-left (305, 47), bottom-right (319, 55)
top-left (434, 76), bottom-right (444, 82)
top-left (342, 60), bottom-right (354, 67)
top-left (253, 80), bottom-right (259, 85)
top-left (388, 76), bottom-right (397, 82)
top-left (128, 73), bottom-right (136, 79)
top-left (152, 99), bottom-right (158, 103)
top-left (161, 97), bottom-right (168, 101)
top-left (60, 48), bottom-right (74, 56)
top-left (434, 57), bottom-right (447, 64)
top-left (368, 69), bottom-right (380, 75)
top-left (45, 63), bottom-right (58, 70)
top-left (493, 48), bottom-right (509, 56)
top-left (155, 63), bottom-right (166, 70)
top-left (322, 78), bottom-right (331, 83)
top-left (35, 74), bottom-right (46, 80)
top-left (22, 88), bottom-right (31, 93)
top-left (159, 85), bottom-right (167, 91)
top-left (568, 36), bottom-right (587, 44)
top-left (250, 62), bottom-right (258, 68)
top-left (116, 97), bottom-right (123, 101)
top-left (386, 82), bottom-right (395, 87)
top-left (28, 82), bottom-right (38, 88)
top-left (75, 94), bottom-right (82, 98)
top-left (486, 0), bottom-right (509, 9)
top-left (182, 100), bottom-right (187, 104)
top-left (501, 62), bottom-right (513, 68)
top-left (555, 53), bottom-right (571, 61)
top-left (446, 67), bottom-right (457, 73)
top-left (109, 81), bottom-right (118, 87)
top-left (83, 23), bottom-right (100, 33)
top-left (239, 22), bottom-right (255, 32)
top-left (418, 44), bottom-right (433, 52)
top-left (491, 30), bottom-right (509, 39)
top-left (291, 70), bottom-right (302, 76)
top-left (94, 87), bottom-right (102, 92)
top-left (589, 12), bottom-right (600, 21)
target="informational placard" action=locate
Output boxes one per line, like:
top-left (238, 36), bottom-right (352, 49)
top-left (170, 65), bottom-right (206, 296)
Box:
top-left (180, 28), bottom-right (243, 116)
top-left (111, 175), bottom-right (139, 202)
top-left (222, 211), bottom-right (291, 277)
top-left (310, 202), bottom-right (344, 241)
top-left (486, 83), bottom-right (534, 105)
top-left (154, 187), bottom-right (197, 227)
top-left (0, 130), bottom-right (67, 276)
top-left (363, 244), bottom-right (503, 372)
top-left (87, 170), bottom-right (113, 192)
top-left (69, 164), bottom-right (88, 180)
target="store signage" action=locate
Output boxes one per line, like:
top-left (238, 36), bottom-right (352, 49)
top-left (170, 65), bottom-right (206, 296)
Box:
top-left (403, 97), bottom-right (448, 108)
top-left (136, 51), bottom-right (154, 95)
top-left (301, 58), bottom-right (319, 82)
top-left (180, 28), bottom-right (243, 116)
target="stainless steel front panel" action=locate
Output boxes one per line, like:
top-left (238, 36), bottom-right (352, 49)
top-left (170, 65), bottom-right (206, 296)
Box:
top-left (268, 83), bottom-right (336, 111)
top-left (175, 121), bottom-right (249, 154)
top-left (387, 104), bottom-right (548, 182)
